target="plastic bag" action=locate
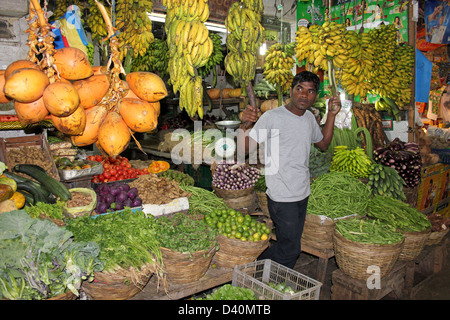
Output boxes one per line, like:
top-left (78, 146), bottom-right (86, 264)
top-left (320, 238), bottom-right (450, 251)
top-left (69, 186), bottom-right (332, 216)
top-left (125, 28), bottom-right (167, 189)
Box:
top-left (59, 5), bottom-right (89, 55)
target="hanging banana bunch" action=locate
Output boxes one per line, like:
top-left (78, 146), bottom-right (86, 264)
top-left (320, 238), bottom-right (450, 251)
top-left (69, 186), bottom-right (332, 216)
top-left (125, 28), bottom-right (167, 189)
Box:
top-left (52, 0), bottom-right (86, 21)
top-left (391, 44), bottom-right (414, 108)
top-left (263, 42), bottom-right (296, 105)
top-left (130, 38), bottom-right (170, 78)
top-left (198, 32), bottom-right (224, 87)
top-left (224, 0), bottom-right (265, 88)
top-left (86, 0), bottom-right (109, 41)
top-left (114, 0), bottom-right (155, 59)
top-left (164, 0), bottom-right (213, 119)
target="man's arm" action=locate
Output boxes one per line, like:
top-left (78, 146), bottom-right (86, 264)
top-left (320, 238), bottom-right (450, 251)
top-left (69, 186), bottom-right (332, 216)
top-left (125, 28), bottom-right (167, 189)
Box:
top-left (236, 105), bottom-right (259, 158)
top-left (315, 96), bottom-right (341, 151)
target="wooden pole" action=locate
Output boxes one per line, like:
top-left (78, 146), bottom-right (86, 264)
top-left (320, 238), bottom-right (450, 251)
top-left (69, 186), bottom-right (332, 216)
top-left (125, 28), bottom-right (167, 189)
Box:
top-left (408, 2), bottom-right (416, 143)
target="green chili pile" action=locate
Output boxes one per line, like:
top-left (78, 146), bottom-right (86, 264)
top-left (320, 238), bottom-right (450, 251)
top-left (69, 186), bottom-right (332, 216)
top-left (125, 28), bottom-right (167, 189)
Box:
top-left (335, 217), bottom-right (404, 245)
top-left (366, 195), bottom-right (431, 233)
top-left (307, 171), bottom-right (372, 219)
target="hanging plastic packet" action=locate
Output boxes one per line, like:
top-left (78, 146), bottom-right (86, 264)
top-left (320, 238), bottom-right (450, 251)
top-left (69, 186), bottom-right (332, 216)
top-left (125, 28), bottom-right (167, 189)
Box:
top-left (58, 5), bottom-right (89, 56)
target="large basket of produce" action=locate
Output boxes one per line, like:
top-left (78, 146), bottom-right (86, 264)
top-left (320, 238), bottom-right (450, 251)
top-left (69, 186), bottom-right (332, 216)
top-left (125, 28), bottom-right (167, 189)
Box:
top-left (366, 195), bottom-right (432, 261)
top-left (66, 208), bottom-right (163, 300)
top-left (333, 218), bottom-right (405, 280)
top-left (221, 192), bottom-right (256, 210)
top-left (82, 263), bottom-right (155, 300)
top-left (62, 187), bottom-right (97, 218)
top-left (155, 212), bottom-right (218, 284)
top-left (426, 212), bottom-right (450, 246)
top-left (211, 162), bottom-right (260, 199)
top-left (204, 208), bottom-right (271, 268)
top-left (304, 172), bottom-right (372, 250)
top-left (256, 191), bottom-right (269, 216)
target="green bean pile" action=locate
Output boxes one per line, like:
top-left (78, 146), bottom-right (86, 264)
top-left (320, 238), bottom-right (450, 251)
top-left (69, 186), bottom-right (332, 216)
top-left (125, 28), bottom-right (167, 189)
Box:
top-left (181, 185), bottom-right (229, 215)
top-left (335, 218), bottom-right (404, 245)
top-left (307, 171), bottom-right (372, 219)
top-left (366, 195), bottom-right (431, 233)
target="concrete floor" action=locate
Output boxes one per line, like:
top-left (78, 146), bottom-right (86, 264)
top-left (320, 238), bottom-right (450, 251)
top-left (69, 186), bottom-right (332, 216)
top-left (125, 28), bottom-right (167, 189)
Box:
top-left (293, 238), bottom-right (450, 300)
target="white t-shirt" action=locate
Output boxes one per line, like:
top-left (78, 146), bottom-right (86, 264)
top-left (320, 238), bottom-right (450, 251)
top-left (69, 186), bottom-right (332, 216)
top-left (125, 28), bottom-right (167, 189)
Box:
top-left (249, 106), bottom-right (323, 202)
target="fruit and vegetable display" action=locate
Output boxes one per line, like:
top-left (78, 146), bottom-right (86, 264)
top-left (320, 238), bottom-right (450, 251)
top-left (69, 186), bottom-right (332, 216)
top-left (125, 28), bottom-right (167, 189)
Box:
top-left (330, 145), bottom-right (373, 179)
top-left (307, 171), bottom-right (372, 219)
top-left (164, 0), bottom-right (212, 119)
top-left (205, 208), bottom-right (271, 242)
top-left (212, 162), bottom-right (261, 190)
top-left (94, 182), bottom-right (143, 214)
top-left (0, 211), bottom-right (102, 300)
top-left (159, 169), bottom-right (195, 187)
top-left (2, 0), bottom-right (167, 158)
top-left (367, 163), bottom-right (407, 201)
top-left (88, 155), bottom-right (150, 183)
top-left (373, 138), bottom-right (422, 188)
top-left (55, 157), bottom-right (99, 171)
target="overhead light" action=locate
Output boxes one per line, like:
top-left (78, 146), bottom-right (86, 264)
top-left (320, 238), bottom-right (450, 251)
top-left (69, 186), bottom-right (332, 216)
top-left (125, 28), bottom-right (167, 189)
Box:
top-left (148, 12), bottom-right (228, 33)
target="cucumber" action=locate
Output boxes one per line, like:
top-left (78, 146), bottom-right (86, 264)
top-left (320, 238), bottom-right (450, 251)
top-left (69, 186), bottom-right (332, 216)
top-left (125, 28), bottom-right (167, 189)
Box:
top-left (16, 181), bottom-right (47, 204)
top-left (3, 171), bottom-right (51, 198)
top-left (13, 164), bottom-right (71, 201)
top-left (17, 190), bottom-right (35, 206)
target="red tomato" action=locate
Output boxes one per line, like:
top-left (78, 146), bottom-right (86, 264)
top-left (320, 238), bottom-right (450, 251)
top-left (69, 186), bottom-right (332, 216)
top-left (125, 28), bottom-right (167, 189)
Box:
top-left (95, 155), bottom-right (103, 162)
top-left (98, 174), bottom-right (105, 181)
top-left (109, 176), bottom-right (117, 182)
top-left (103, 162), bottom-right (111, 169)
top-left (109, 168), bottom-right (117, 176)
top-left (103, 171), bottom-right (112, 179)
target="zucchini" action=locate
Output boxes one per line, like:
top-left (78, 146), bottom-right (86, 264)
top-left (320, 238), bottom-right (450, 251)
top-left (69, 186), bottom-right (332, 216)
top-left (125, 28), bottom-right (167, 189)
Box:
top-left (16, 181), bottom-right (47, 204)
top-left (18, 190), bottom-right (35, 206)
top-left (13, 164), bottom-right (71, 201)
top-left (3, 171), bottom-right (51, 198)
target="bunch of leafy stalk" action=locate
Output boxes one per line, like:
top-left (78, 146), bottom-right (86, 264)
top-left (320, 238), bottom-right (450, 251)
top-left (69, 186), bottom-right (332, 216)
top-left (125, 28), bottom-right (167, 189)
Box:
top-left (0, 210), bottom-right (102, 300)
top-left (66, 208), bottom-right (163, 272)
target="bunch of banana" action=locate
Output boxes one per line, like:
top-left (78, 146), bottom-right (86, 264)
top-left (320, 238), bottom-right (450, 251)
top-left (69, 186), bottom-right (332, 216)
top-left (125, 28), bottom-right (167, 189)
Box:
top-left (225, 0), bottom-right (265, 88)
top-left (253, 79), bottom-right (276, 98)
top-left (52, 0), bottom-right (86, 21)
top-left (114, 0), bottom-right (155, 59)
top-left (391, 44), bottom-right (414, 108)
top-left (165, 0), bottom-right (213, 118)
top-left (294, 21), bottom-right (349, 73)
top-left (367, 163), bottom-right (407, 201)
top-left (330, 145), bottom-right (373, 179)
top-left (263, 42), bottom-right (295, 93)
top-left (130, 38), bottom-right (170, 77)
top-left (197, 32), bottom-right (224, 79)
top-left (86, 0), bottom-right (109, 41)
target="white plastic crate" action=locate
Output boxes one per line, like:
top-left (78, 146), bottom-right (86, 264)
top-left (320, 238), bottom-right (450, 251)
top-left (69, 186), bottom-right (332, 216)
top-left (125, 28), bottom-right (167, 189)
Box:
top-left (232, 259), bottom-right (322, 300)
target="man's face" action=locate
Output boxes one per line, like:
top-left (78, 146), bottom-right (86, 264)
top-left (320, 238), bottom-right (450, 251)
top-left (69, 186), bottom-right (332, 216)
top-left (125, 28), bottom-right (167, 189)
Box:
top-left (290, 81), bottom-right (318, 111)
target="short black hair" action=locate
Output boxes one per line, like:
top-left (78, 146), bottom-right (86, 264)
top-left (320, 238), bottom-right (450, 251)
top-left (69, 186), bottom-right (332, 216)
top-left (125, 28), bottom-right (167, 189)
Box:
top-left (291, 71), bottom-right (320, 92)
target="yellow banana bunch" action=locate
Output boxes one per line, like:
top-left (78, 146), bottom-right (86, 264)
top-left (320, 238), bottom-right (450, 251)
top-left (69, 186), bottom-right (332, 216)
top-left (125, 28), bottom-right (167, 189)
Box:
top-left (225, 1), bottom-right (264, 88)
top-left (114, 0), bottom-right (155, 60)
top-left (86, 0), bottom-right (109, 41)
top-left (263, 42), bottom-right (295, 93)
top-left (166, 0), bottom-right (211, 119)
top-left (330, 146), bottom-right (373, 179)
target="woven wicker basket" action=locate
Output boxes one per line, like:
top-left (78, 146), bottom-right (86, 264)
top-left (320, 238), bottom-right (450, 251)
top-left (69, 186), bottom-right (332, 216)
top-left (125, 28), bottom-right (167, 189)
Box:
top-left (212, 185), bottom-right (254, 199)
top-left (47, 291), bottom-right (77, 300)
top-left (301, 213), bottom-right (336, 250)
top-left (256, 191), bottom-right (269, 216)
top-left (333, 232), bottom-right (404, 280)
top-left (398, 228), bottom-right (431, 261)
top-left (161, 245), bottom-right (217, 284)
top-left (214, 235), bottom-right (269, 268)
top-left (82, 263), bottom-right (156, 300)
top-left (426, 229), bottom-right (449, 246)
top-left (222, 192), bottom-right (256, 210)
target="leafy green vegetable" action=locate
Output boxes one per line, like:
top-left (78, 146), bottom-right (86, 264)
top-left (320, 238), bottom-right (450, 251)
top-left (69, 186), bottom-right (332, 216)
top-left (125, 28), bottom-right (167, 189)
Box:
top-left (254, 174), bottom-right (267, 192)
top-left (0, 210), bottom-right (102, 300)
top-left (24, 201), bottom-right (64, 221)
top-left (155, 212), bottom-right (217, 254)
top-left (197, 284), bottom-right (257, 300)
top-left (66, 208), bottom-right (162, 272)
top-left (0, 161), bottom-right (7, 175)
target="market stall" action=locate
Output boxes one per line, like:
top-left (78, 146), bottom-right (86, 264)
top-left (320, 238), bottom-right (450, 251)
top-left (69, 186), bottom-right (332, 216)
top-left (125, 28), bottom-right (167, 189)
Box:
top-left (0, 0), bottom-right (449, 302)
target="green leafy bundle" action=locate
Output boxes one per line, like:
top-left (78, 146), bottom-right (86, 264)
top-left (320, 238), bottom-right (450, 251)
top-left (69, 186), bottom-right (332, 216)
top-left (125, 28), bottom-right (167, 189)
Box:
top-left (66, 208), bottom-right (162, 272)
top-left (0, 211), bottom-right (102, 300)
top-left (197, 284), bottom-right (257, 300)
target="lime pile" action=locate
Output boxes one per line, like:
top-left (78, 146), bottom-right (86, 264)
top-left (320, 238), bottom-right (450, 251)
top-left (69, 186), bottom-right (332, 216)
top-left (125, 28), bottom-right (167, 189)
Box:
top-left (204, 209), bottom-right (271, 242)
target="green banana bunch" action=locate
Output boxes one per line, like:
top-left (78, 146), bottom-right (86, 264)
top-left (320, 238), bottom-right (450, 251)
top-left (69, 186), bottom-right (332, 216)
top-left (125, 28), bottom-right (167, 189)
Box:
top-left (263, 42), bottom-right (296, 93)
top-left (165, 0), bottom-right (212, 119)
top-left (367, 163), bottom-right (407, 201)
top-left (330, 145), bottom-right (373, 179)
top-left (198, 32), bottom-right (225, 86)
top-left (130, 38), bottom-right (170, 77)
top-left (225, 0), bottom-right (265, 88)
top-left (86, 0), bottom-right (109, 41)
top-left (253, 79), bottom-right (276, 98)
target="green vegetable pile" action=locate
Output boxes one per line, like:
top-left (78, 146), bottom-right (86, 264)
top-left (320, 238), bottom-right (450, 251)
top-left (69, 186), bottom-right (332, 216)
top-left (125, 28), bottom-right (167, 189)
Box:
top-left (158, 169), bottom-right (194, 187)
top-left (266, 282), bottom-right (297, 295)
top-left (154, 212), bottom-right (217, 254)
top-left (366, 195), bottom-right (432, 233)
top-left (254, 174), bottom-right (267, 193)
top-left (180, 185), bottom-right (229, 215)
top-left (309, 145), bottom-right (332, 179)
top-left (335, 218), bottom-right (405, 245)
top-left (66, 208), bottom-right (162, 272)
top-left (307, 171), bottom-right (372, 219)
top-left (0, 211), bottom-right (103, 300)
top-left (24, 201), bottom-right (64, 221)
top-left (197, 284), bottom-right (257, 300)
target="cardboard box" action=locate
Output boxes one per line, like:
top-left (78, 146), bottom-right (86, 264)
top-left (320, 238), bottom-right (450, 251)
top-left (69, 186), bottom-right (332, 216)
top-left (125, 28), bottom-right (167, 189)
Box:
top-left (435, 164), bottom-right (450, 216)
top-left (416, 163), bottom-right (446, 214)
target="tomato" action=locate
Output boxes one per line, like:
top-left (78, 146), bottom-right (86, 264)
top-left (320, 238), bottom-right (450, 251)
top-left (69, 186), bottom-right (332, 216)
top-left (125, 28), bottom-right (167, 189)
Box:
top-left (109, 176), bottom-right (117, 182)
top-left (95, 155), bottom-right (103, 162)
top-left (103, 171), bottom-right (112, 179)
top-left (109, 168), bottom-right (117, 176)
top-left (87, 155), bottom-right (95, 161)
top-left (103, 162), bottom-right (111, 169)
top-left (92, 177), bottom-right (99, 183)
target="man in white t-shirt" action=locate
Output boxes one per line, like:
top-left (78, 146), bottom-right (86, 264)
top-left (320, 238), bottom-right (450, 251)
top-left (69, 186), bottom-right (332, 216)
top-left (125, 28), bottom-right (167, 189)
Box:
top-left (237, 71), bottom-right (341, 268)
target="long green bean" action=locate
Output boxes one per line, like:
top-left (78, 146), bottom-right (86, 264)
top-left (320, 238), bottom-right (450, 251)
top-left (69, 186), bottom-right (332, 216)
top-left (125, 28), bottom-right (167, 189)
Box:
top-left (181, 185), bottom-right (229, 214)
